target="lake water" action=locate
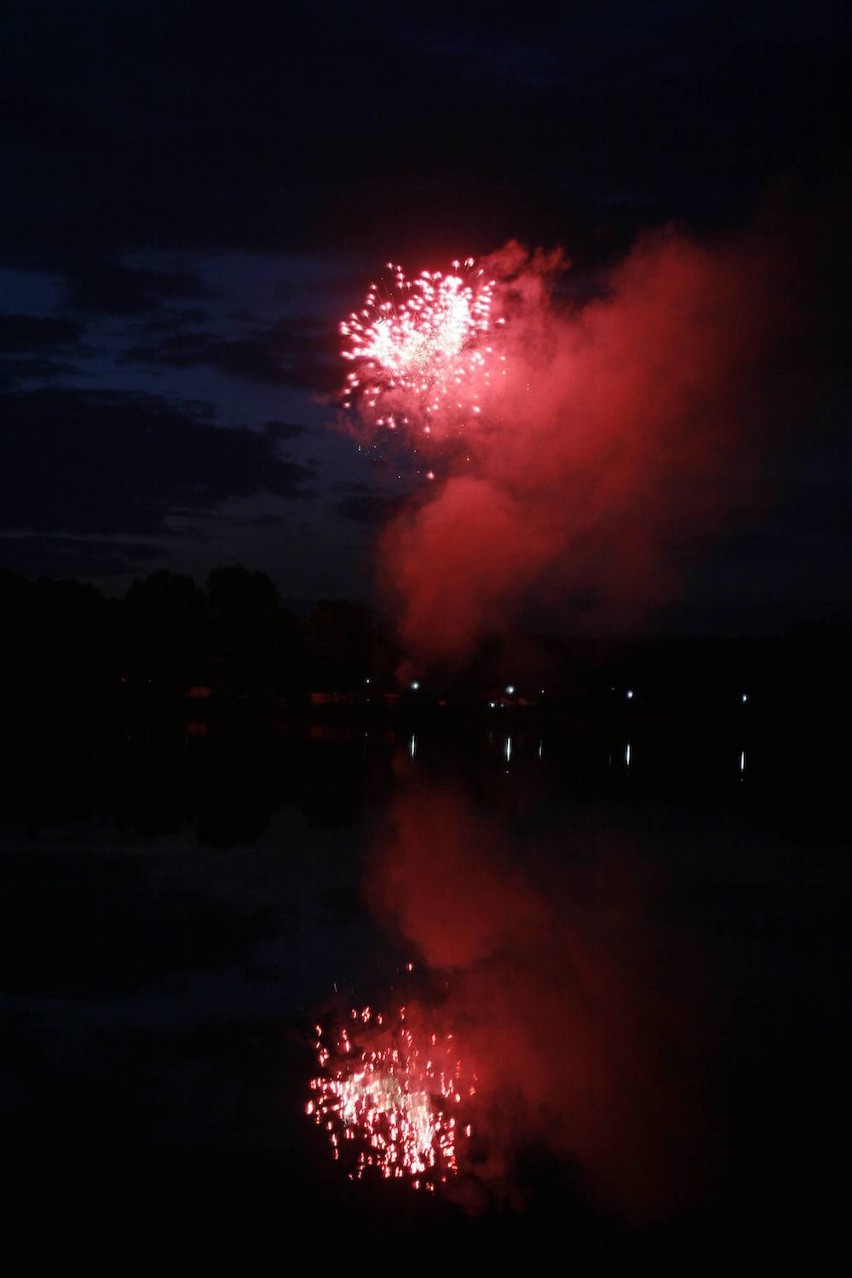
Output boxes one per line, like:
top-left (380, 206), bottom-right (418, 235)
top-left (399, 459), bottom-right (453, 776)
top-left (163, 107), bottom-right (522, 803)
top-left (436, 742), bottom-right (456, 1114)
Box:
top-left (1, 704), bottom-right (848, 1267)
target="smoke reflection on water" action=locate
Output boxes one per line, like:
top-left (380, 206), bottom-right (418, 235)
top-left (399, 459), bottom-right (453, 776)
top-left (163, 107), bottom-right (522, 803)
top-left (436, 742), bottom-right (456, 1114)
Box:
top-left (332, 761), bottom-right (722, 1224)
top-left (307, 725), bottom-right (848, 1246)
top-left (1, 716), bottom-right (845, 1256)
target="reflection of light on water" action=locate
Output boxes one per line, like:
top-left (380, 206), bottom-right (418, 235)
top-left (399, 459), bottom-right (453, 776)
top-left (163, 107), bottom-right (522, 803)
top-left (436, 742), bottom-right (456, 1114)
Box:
top-left (505, 736), bottom-right (512, 763)
top-left (609, 742), bottom-right (632, 769)
top-left (740, 749), bottom-right (746, 774)
top-left (184, 720), bottom-right (210, 739)
top-left (409, 733), bottom-right (417, 760)
top-left (307, 1004), bottom-right (475, 1191)
top-left (537, 739), bottom-right (543, 760)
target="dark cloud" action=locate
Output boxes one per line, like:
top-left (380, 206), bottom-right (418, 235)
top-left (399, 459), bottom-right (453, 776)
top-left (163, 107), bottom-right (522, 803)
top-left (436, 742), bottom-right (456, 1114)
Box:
top-left (0, 358), bottom-right (78, 393)
top-left (126, 321), bottom-right (336, 390)
top-left (0, 315), bottom-right (79, 350)
top-left (0, 315), bottom-right (84, 390)
top-left (0, 533), bottom-right (167, 579)
top-left (65, 261), bottom-right (209, 315)
top-left (728, 497), bottom-right (852, 564)
top-left (259, 419), bottom-right (309, 442)
top-left (0, 388), bottom-right (314, 542)
top-left (1, 3), bottom-right (848, 269)
top-left (333, 484), bottom-right (411, 527)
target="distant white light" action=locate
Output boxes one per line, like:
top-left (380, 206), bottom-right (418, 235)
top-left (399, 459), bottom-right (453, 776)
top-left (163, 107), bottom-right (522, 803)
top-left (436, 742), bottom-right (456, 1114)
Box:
top-left (410, 680), bottom-right (420, 691)
top-left (741, 693), bottom-right (748, 703)
top-left (489, 701), bottom-right (496, 709)
top-left (506, 684), bottom-right (515, 695)
top-left (626, 689), bottom-right (634, 700)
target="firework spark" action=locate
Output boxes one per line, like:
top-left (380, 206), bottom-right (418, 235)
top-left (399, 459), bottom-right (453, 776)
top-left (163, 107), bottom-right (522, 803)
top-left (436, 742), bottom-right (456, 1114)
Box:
top-left (340, 258), bottom-right (505, 447)
top-left (307, 1002), bottom-right (476, 1190)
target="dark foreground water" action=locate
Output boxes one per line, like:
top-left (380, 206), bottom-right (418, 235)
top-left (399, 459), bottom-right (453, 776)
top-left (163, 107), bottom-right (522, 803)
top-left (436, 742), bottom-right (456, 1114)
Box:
top-left (1, 702), bottom-right (848, 1269)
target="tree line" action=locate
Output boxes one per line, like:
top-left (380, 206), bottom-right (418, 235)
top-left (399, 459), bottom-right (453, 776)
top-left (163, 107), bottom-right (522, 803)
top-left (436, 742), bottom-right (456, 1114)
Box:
top-left (0, 565), bottom-right (401, 712)
top-left (2, 564), bottom-right (849, 727)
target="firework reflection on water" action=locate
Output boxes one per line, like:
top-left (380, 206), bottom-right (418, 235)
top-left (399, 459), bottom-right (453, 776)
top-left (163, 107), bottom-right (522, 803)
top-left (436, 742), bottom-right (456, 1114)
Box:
top-left (307, 996), bottom-right (477, 1192)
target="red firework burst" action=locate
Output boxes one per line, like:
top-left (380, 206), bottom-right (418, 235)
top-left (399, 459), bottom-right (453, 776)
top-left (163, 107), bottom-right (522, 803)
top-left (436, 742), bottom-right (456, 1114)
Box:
top-left (339, 258), bottom-right (506, 446)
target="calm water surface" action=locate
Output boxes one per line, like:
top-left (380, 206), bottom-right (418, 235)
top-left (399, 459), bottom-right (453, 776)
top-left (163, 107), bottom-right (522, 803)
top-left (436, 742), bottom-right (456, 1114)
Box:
top-left (1, 708), bottom-right (847, 1266)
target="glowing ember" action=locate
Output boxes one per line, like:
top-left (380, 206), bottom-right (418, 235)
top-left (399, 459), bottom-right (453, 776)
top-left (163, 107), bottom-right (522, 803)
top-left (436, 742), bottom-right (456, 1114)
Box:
top-left (307, 1003), bottom-right (476, 1190)
top-left (340, 258), bottom-right (504, 445)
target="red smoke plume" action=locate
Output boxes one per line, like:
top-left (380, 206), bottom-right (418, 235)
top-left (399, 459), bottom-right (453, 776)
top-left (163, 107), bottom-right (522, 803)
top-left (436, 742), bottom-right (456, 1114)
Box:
top-left (362, 219), bottom-right (802, 666)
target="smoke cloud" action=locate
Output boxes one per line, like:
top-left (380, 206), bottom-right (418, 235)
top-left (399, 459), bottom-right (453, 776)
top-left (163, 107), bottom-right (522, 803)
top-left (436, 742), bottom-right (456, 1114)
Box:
top-left (372, 214), bottom-right (806, 666)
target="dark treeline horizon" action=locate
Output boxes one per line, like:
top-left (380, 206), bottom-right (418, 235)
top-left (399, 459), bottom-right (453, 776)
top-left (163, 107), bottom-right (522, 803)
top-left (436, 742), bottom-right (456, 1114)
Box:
top-left (1, 562), bottom-right (848, 848)
top-left (1, 562), bottom-right (850, 718)
top-left (0, 563), bottom-right (393, 707)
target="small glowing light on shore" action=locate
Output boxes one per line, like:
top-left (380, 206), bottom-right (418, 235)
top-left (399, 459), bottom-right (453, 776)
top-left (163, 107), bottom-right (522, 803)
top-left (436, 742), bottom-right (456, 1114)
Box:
top-left (626, 689), bottom-right (634, 700)
top-left (505, 684), bottom-right (515, 695)
top-left (410, 680), bottom-right (420, 691)
top-left (741, 693), bottom-right (748, 704)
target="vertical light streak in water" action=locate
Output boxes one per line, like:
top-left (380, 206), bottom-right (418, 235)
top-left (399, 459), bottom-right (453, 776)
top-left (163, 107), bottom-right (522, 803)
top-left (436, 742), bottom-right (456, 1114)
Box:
top-left (625, 742), bottom-right (632, 768)
top-left (409, 734), bottom-right (417, 761)
top-left (505, 736), bottom-right (513, 764)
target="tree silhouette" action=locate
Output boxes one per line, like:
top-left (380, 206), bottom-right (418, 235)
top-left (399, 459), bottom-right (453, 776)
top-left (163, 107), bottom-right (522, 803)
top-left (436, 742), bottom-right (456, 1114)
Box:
top-left (206, 564), bottom-right (303, 696)
top-left (122, 570), bottom-right (210, 697)
top-left (302, 598), bottom-right (376, 693)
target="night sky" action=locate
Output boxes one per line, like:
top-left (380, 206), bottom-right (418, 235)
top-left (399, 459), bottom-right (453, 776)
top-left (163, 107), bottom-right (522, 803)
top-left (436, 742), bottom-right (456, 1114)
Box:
top-left (2, 1), bottom-right (850, 639)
